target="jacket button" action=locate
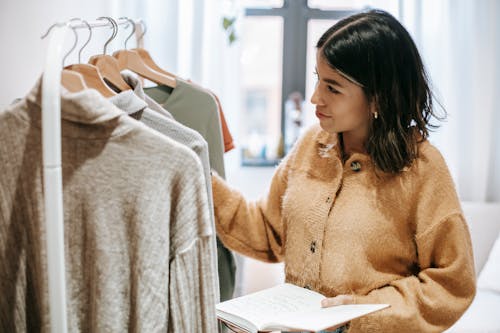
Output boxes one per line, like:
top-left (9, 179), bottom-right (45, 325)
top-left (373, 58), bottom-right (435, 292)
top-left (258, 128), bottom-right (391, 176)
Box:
top-left (350, 161), bottom-right (361, 172)
top-left (310, 241), bottom-right (316, 253)
top-left (326, 196), bottom-right (332, 203)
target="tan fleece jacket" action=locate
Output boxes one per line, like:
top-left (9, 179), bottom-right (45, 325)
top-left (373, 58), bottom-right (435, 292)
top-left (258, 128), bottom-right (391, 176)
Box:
top-left (212, 124), bottom-right (476, 333)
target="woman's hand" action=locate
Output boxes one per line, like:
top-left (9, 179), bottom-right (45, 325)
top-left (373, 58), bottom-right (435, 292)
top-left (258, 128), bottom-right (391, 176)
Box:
top-left (321, 295), bottom-right (355, 331)
top-left (321, 294), bottom-right (355, 307)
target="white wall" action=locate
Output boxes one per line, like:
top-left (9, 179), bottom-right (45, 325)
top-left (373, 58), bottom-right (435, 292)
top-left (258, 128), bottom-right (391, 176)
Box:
top-left (225, 160), bottom-right (285, 296)
top-left (0, 0), bottom-right (118, 108)
top-left (401, 0), bottom-right (500, 202)
top-left (0, 0), bottom-right (276, 296)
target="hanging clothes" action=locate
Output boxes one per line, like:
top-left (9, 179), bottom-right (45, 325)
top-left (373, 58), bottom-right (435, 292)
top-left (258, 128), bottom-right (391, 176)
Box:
top-left (110, 72), bottom-right (220, 332)
top-left (212, 93), bottom-right (235, 153)
top-left (185, 79), bottom-right (235, 153)
top-left (117, 72), bottom-right (216, 227)
top-left (145, 80), bottom-right (237, 303)
top-left (144, 80), bottom-right (226, 178)
top-left (0, 79), bottom-right (214, 332)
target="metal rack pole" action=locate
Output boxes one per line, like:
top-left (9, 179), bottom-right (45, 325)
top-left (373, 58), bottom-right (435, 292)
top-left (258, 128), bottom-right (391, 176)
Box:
top-left (41, 18), bottom-right (142, 332)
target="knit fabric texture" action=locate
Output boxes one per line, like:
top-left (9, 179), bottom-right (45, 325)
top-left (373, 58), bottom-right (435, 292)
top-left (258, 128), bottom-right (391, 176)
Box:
top-left (212, 124), bottom-right (476, 333)
top-left (144, 79), bottom-right (226, 178)
top-left (0, 79), bottom-right (213, 332)
top-left (143, 78), bottom-right (236, 303)
top-left (110, 74), bottom-right (220, 329)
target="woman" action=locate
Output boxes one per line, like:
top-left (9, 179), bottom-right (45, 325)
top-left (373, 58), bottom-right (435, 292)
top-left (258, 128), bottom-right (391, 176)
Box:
top-left (213, 9), bottom-right (475, 333)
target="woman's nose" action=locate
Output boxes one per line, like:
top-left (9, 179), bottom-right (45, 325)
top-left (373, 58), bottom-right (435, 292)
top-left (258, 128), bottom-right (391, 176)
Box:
top-left (310, 87), bottom-right (323, 105)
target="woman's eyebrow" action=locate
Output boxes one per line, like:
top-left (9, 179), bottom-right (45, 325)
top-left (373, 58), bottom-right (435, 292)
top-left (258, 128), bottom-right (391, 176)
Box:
top-left (322, 78), bottom-right (344, 88)
top-left (315, 67), bottom-right (345, 87)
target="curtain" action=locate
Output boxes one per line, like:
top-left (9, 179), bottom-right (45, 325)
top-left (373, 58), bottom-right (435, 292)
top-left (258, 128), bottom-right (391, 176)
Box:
top-left (120, 0), bottom-right (243, 166)
top-left (401, 0), bottom-right (500, 202)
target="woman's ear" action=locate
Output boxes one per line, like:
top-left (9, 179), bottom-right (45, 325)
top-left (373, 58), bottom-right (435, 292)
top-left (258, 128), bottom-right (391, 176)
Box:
top-left (368, 99), bottom-right (378, 119)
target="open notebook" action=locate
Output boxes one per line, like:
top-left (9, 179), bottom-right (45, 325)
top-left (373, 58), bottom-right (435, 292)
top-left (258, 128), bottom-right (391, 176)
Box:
top-left (216, 283), bottom-right (390, 333)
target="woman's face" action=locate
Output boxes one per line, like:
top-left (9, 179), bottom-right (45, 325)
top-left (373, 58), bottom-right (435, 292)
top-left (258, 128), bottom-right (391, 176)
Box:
top-left (311, 53), bottom-right (373, 139)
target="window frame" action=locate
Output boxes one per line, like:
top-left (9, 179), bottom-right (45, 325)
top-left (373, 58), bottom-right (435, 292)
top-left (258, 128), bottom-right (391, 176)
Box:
top-left (244, 0), bottom-right (361, 156)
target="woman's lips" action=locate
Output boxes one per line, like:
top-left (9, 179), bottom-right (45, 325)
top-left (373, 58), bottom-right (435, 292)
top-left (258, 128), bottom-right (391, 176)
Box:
top-left (315, 110), bottom-right (331, 119)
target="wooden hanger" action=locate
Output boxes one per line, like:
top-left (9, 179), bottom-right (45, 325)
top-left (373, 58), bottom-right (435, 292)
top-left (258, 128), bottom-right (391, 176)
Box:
top-left (65, 63), bottom-right (116, 97)
top-left (88, 54), bottom-right (131, 92)
top-left (113, 49), bottom-right (176, 88)
top-left (88, 17), bottom-right (131, 92)
top-left (130, 20), bottom-right (177, 79)
top-left (113, 17), bottom-right (176, 88)
top-left (42, 22), bottom-right (88, 94)
top-left (61, 18), bottom-right (116, 97)
top-left (61, 69), bottom-right (87, 92)
top-left (131, 47), bottom-right (177, 78)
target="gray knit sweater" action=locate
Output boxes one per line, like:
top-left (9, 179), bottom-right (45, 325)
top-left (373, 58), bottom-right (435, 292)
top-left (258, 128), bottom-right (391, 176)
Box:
top-left (110, 73), bottom-right (220, 331)
top-left (0, 80), bottom-right (216, 332)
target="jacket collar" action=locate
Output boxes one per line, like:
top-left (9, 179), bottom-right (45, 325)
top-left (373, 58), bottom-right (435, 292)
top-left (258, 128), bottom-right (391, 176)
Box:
top-left (108, 89), bottom-right (148, 115)
top-left (119, 71), bottom-right (174, 119)
top-left (312, 125), bottom-right (418, 176)
top-left (316, 127), bottom-right (336, 147)
top-left (27, 77), bottom-right (125, 124)
top-left (22, 77), bottom-right (134, 139)
top-left (312, 126), bottom-right (376, 175)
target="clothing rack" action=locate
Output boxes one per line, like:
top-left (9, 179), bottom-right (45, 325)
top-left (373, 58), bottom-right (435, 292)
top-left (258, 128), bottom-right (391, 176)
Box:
top-left (41, 18), bottom-right (143, 332)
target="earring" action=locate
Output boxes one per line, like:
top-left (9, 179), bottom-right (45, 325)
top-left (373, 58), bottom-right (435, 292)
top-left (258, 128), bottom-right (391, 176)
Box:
top-left (374, 111), bottom-right (378, 119)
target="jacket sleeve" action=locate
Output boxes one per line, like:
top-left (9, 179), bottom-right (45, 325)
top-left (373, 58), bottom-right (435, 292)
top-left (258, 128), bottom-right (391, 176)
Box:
top-left (211, 157), bottom-right (291, 263)
top-left (169, 152), bottom-right (218, 333)
top-left (349, 213), bottom-right (476, 333)
top-left (348, 145), bottom-right (477, 333)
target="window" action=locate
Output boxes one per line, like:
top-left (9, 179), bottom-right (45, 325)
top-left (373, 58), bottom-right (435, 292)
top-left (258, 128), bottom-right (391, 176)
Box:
top-left (308, 0), bottom-right (399, 13)
top-left (303, 19), bottom-right (339, 129)
top-left (308, 0), bottom-right (371, 10)
top-left (243, 0), bottom-right (284, 8)
top-left (240, 16), bottom-right (284, 166)
top-left (240, 0), bottom-right (400, 166)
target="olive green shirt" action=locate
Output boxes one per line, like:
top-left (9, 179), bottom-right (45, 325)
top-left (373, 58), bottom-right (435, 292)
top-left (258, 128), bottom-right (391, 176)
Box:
top-left (145, 80), bottom-right (226, 178)
top-left (145, 80), bottom-right (235, 303)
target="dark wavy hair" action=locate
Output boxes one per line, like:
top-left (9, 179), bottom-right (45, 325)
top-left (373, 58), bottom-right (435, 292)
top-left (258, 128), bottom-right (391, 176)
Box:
top-left (316, 9), bottom-right (445, 173)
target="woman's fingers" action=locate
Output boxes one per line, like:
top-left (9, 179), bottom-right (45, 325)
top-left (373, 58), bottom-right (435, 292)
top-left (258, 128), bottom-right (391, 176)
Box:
top-left (321, 294), bottom-right (355, 307)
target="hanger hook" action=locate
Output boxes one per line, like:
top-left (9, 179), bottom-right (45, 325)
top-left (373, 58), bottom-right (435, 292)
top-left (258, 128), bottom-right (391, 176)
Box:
top-left (41, 22), bottom-right (65, 39)
top-left (62, 21), bottom-right (79, 66)
top-left (119, 17), bottom-right (136, 50)
top-left (138, 19), bottom-right (147, 46)
top-left (41, 21), bottom-right (78, 66)
top-left (97, 16), bottom-right (118, 55)
top-left (77, 19), bottom-right (92, 63)
top-left (129, 19), bottom-right (147, 47)
top-left (67, 18), bottom-right (92, 63)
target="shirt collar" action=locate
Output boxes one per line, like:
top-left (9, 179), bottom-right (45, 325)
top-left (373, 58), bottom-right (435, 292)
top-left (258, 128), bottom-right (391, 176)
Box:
top-left (22, 76), bottom-right (135, 139)
top-left (27, 76), bottom-right (125, 124)
top-left (313, 126), bottom-right (373, 169)
top-left (107, 89), bottom-right (148, 115)
top-left (119, 70), bottom-right (174, 119)
top-left (315, 127), bottom-right (342, 159)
